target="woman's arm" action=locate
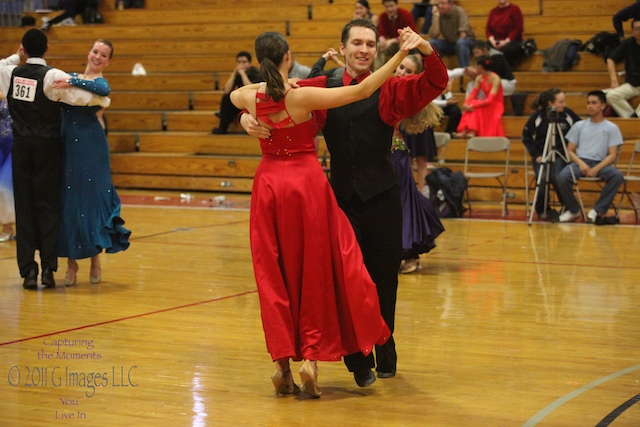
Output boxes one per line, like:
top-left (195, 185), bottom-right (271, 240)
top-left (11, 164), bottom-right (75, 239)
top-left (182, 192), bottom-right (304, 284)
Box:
top-left (52, 74), bottom-right (111, 96)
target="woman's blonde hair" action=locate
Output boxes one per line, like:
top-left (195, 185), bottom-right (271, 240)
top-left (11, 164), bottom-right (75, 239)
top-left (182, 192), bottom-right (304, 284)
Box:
top-left (399, 103), bottom-right (443, 134)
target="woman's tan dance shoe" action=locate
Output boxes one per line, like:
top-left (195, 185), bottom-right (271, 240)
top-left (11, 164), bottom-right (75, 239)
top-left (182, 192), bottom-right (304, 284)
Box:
top-left (271, 367), bottom-right (300, 395)
top-left (90, 267), bottom-right (101, 284)
top-left (299, 360), bottom-right (321, 398)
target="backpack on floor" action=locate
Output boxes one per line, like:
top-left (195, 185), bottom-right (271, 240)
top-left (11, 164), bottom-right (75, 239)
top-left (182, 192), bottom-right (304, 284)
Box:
top-left (426, 167), bottom-right (467, 218)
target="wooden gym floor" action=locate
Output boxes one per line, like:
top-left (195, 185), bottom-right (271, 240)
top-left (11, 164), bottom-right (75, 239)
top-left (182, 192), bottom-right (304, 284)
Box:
top-left (0, 189), bottom-right (639, 426)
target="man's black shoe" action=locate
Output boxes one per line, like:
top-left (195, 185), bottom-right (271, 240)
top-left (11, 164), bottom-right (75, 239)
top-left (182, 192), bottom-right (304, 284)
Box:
top-left (595, 215), bottom-right (619, 226)
top-left (353, 369), bottom-right (376, 387)
top-left (377, 370), bottom-right (396, 378)
top-left (41, 268), bottom-right (56, 288)
top-left (211, 127), bottom-right (227, 134)
top-left (23, 270), bottom-right (38, 290)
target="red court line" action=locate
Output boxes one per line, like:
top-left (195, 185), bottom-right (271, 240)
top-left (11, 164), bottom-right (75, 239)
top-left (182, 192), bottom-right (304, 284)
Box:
top-left (0, 289), bottom-right (257, 347)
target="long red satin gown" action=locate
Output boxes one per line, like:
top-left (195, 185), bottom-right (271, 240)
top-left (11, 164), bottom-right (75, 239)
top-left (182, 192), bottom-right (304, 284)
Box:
top-left (250, 89), bottom-right (390, 362)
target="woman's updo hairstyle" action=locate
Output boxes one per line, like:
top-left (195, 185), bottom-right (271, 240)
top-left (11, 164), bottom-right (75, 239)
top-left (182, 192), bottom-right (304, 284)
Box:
top-left (255, 32), bottom-right (290, 102)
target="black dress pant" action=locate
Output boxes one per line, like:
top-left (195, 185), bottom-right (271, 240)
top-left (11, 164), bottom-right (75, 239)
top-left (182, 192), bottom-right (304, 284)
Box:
top-left (12, 137), bottom-right (62, 277)
top-left (217, 93), bottom-right (240, 131)
top-left (337, 185), bottom-right (402, 373)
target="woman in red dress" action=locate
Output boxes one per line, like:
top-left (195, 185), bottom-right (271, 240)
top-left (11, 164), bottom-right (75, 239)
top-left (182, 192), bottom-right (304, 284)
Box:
top-left (455, 55), bottom-right (505, 138)
top-left (231, 30), bottom-right (422, 397)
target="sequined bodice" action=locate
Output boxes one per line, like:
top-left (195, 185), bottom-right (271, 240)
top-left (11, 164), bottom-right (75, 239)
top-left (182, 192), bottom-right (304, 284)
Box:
top-left (255, 90), bottom-right (318, 156)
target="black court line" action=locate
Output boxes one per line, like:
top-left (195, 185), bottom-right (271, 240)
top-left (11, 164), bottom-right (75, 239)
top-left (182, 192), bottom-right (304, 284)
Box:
top-left (0, 289), bottom-right (257, 347)
top-left (596, 394), bottom-right (640, 426)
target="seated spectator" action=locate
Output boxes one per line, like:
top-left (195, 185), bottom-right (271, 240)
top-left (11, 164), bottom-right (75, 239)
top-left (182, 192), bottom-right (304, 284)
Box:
top-left (454, 56), bottom-right (504, 138)
top-left (212, 51), bottom-right (262, 134)
top-left (377, 0), bottom-right (416, 52)
top-left (309, 48), bottom-right (346, 78)
top-left (41, 0), bottom-right (99, 30)
top-left (428, 0), bottom-right (475, 67)
top-left (486, 0), bottom-right (524, 67)
top-left (288, 54), bottom-right (312, 79)
top-left (522, 88), bottom-right (581, 221)
top-left (613, 1), bottom-right (640, 40)
top-left (605, 18), bottom-right (640, 118)
top-left (411, 0), bottom-right (436, 34)
top-left (433, 68), bottom-right (464, 136)
top-left (354, 0), bottom-right (379, 27)
top-left (557, 91), bottom-right (624, 224)
top-left (465, 41), bottom-right (516, 97)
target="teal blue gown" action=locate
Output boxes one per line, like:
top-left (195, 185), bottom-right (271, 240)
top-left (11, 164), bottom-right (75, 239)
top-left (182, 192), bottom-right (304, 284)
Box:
top-left (58, 74), bottom-right (130, 259)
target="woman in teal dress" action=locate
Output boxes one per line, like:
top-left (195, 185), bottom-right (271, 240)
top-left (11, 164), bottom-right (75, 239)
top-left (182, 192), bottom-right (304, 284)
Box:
top-left (53, 39), bottom-right (130, 286)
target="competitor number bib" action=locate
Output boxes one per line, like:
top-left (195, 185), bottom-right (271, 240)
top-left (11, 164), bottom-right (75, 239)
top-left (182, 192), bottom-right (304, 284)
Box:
top-left (12, 76), bottom-right (38, 102)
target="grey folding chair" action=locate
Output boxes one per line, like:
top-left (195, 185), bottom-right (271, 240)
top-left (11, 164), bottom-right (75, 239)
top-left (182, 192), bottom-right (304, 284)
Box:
top-left (617, 141), bottom-right (640, 223)
top-left (463, 137), bottom-right (511, 217)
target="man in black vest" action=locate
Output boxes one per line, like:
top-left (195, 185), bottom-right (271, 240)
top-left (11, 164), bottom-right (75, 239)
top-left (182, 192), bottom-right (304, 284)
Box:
top-left (241, 21), bottom-right (447, 386)
top-left (0, 29), bottom-right (110, 290)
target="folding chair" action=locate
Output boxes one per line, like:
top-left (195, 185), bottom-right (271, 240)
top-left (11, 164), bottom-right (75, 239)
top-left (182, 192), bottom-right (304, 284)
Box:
top-left (617, 141), bottom-right (640, 223)
top-left (463, 137), bottom-right (511, 217)
top-left (574, 147), bottom-right (621, 221)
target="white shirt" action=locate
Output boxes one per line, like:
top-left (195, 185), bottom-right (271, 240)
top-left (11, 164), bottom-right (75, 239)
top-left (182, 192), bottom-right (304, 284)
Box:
top-left (0, 54), bottom-right (110, 108)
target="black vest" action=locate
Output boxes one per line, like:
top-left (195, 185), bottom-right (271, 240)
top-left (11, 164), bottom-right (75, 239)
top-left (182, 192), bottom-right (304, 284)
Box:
top-left (8, 63), bottom-right (61, 140)
top-left (323, 69), bottom-right (397, 202)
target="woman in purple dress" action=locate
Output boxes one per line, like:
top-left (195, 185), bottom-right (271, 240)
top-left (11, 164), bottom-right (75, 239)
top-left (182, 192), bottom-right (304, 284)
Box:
top-left (392, 55), bottom-right (445, 274)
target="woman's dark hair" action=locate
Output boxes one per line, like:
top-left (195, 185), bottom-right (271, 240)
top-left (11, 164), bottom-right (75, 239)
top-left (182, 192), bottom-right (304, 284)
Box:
top-left (356, 0), bottom-right (370, 10)
top-left (530, 87), bottom-right (562, 110)
top-left (255, 32), bottom-right (289, 102)
top-left (475, 55), bottom-right (494, 71)
top-left (95, 38), bottom-right (114, 59)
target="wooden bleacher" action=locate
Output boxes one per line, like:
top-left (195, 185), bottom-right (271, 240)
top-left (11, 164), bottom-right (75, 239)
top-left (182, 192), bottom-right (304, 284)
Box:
top-left (1, 0), bottom-right (638, 210)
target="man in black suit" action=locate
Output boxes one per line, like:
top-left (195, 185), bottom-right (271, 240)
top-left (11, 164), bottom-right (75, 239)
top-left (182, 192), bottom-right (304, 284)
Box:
top-left (0, 29), bottom-right (110, 289)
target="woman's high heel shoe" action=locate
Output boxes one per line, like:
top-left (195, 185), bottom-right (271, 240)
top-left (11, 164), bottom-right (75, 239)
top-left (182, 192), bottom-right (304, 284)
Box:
top-left (399, 258), bottom-right (420, 274)
top-left (64, 269), bottom-right (77, 287)
top-left (0, 230), bottom-right (14, 242)
top-left (299, 360), bottom-right (321, 398)
top-left (271, 367), bottom-right (300, 395)
top-left (90, 267), bottom-right (101, 284)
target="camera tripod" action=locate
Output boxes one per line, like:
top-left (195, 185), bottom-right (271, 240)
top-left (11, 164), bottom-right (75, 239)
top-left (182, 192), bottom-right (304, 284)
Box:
top-left (527, 119), bottom-right (577, 225)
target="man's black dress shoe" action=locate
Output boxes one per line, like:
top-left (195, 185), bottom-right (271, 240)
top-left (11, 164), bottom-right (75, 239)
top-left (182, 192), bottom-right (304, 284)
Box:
top-left (211, 127), bottom-right (227, 134)
top-left (377, 371), bottom-right (396, 378)
top-left (23, 270), bottom-right (38, 290)
top-left (41, 268), bottom-right (56, 288)
top-left (353, 369), bottom-right (376, 387)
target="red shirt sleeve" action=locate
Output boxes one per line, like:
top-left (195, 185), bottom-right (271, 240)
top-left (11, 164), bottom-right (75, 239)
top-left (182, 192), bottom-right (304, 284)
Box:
top-left (378, 50), bottom-right (448, 126)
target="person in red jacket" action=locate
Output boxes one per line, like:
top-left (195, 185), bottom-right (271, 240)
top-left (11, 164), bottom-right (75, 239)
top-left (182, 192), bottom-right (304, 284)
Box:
top-left (486, 0), bottom-right (524, 67)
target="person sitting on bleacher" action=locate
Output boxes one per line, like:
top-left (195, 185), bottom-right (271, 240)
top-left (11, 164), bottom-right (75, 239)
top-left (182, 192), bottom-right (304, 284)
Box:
top-left (428, 0), bottom-right (475, 68)
top-left (379, 0), bottom-right (417, 47)
top-left (464, 41), bottom-right (516, 98)
top-left (613, 1), bottom-right (640, 41)
top-left (454, 55), bottom-right (505, 138)
top-left (522, 87), bottom-right (581, 221)
top-left (212, 51), bottom-right (262, 135)
top-left (485, 0), bottom-right (524, 68)
top-left (41, 0), bottom-right (99, 31)
top-left (605, 18), bottom-right (640, 118)
top-left (354, 0), bottom-right (379, 27)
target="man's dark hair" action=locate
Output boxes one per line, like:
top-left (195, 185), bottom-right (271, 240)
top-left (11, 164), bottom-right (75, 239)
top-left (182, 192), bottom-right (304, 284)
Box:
top-left (382, 0), bottom-right (398, 4)
top-left (21, 28), bottom-right (48, 58)
top-left (236, 50), bottom-right (252, 63)
top-left (587, 90), bottom-right (607, 104)
top-left (341, 18), bottom-right (379, 45)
